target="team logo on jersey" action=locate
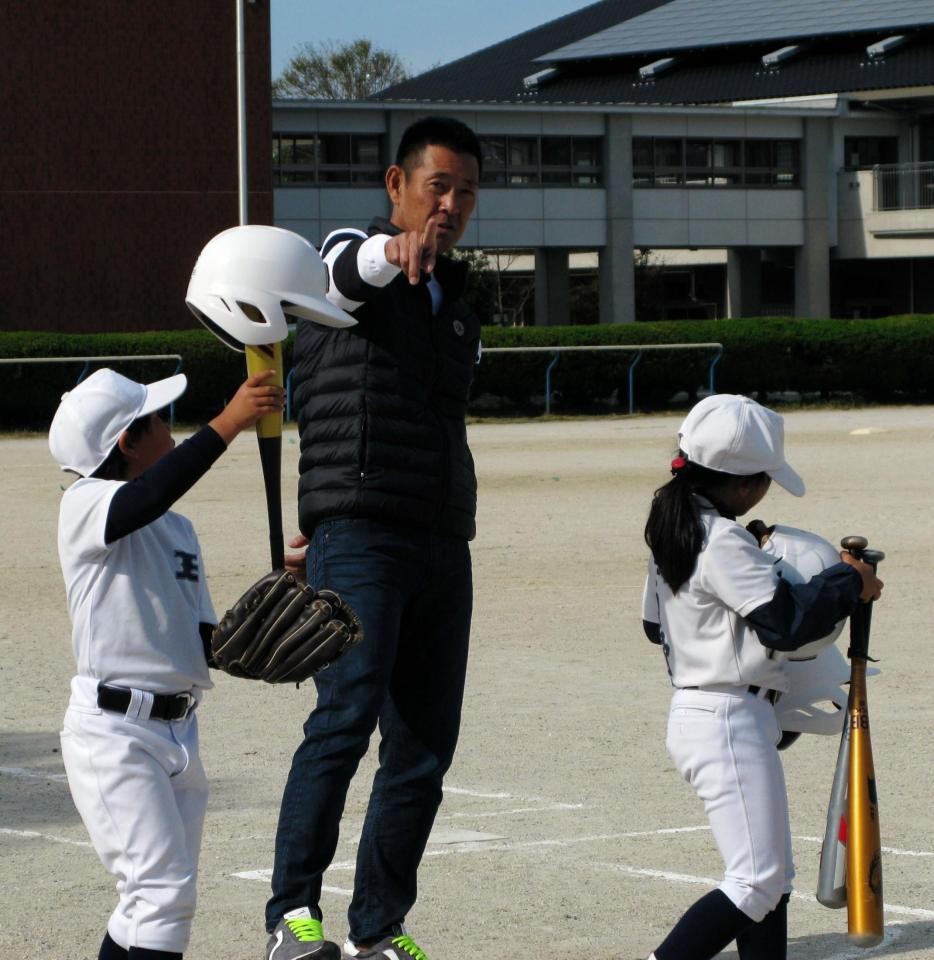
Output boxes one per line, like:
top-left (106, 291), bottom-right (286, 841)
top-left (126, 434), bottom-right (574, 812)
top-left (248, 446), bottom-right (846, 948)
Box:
top-left (453, 319), bottom-right (465, 336)
top-left (174, 550), bottom-right (200, 582)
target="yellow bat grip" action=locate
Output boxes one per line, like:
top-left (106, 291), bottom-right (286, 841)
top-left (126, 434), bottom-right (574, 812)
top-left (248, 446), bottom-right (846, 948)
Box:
top-left (245, 343), bottom-right (284, 439)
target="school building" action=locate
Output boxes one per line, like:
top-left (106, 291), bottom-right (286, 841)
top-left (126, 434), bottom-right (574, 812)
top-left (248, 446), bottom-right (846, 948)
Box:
top-left (271, 0), bottom-right (934, 324)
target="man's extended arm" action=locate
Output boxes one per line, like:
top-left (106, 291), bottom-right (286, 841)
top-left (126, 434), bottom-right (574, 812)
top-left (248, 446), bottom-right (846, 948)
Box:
top-left (321, 228), bottom-right (402, 312)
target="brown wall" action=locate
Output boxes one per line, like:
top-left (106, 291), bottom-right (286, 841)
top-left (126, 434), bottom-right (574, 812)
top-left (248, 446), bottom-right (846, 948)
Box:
top-left (1, 1), bottom-right (273, 333)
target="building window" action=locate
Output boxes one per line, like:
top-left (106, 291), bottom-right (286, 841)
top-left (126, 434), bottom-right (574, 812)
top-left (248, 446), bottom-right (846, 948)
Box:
top-left (744, 139), bottom-right (800, 186)
top-left (480, 135), bottom-right (602, 186)
top-left (633, 137), bottom-right (801, 187)
top-left (508, 137), bottom-right (540, 185)
top-left (272, 133), bottom-right (384, 186)
top-left (685, 140), bottom-right (742, 186)
top-left (844, 136), bottom-right (898, 170)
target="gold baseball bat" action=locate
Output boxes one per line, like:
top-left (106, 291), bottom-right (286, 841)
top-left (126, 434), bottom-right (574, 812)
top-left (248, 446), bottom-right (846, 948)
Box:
top-left (841, 536), bottom-right (884, 947)
top-left (245, 342), bottom-right (285, 571)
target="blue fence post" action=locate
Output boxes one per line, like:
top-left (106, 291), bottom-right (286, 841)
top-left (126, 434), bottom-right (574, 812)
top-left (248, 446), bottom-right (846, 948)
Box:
top-left (544, 351), bottom-right (560, 415)
top-left (627, 351), bottom-right (643, 415)
top-left (708, 347), bottom-right (723, 396)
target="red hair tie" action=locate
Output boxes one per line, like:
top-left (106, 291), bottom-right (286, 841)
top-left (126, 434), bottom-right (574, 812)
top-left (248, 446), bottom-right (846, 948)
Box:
top-left (670, 456), bottom-right (687, 476)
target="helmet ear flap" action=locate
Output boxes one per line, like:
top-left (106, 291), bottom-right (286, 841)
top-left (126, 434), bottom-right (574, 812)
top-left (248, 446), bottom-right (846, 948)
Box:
top-left (188, 303), bottom-right (245, 353)
top-left (777, 645), bottom-right (865, 738)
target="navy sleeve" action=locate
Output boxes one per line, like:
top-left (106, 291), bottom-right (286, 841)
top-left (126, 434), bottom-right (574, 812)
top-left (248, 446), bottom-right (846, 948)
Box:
top-left (745, 563), bottom-right (862, 652)
top-left (104, 426), bottom-right (227, 543)
top-left (643, 620), bottom-right (663, 645)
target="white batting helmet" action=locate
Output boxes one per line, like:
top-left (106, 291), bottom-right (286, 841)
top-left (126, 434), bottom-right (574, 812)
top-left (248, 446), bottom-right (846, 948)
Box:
top-left (777, 644), bottom-right (880, 739)
top-left (758, 524), bottom-right (846, 660)
top-left (186, 225), bottom-right (356, 350)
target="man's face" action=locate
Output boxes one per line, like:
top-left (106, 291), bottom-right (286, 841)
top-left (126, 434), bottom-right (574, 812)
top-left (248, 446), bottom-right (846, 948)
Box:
top-left (387, 144), bottom-right (479, 253)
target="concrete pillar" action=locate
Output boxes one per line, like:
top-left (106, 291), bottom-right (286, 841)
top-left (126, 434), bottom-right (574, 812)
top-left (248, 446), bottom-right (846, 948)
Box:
top-left (599, 114), bottom-right (636, 324)
top-left (726, 248), bottom-right (762, 318)
top-left (534, 247), bottom-right (570, 326)
top-left (795, 116), bottom-right (832, 318)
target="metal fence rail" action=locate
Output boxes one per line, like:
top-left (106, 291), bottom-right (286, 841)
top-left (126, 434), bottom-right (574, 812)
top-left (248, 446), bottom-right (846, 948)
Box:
top-left (1, 354), bottom-right (184, 425)
top-left (481, 343), bottom-right (723, 414)
top-left (284, 342), bottom-right (722, 420)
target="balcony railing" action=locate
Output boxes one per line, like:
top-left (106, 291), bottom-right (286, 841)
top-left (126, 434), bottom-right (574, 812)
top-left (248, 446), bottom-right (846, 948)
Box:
top-left (873, 162), bottom-right (934, 211)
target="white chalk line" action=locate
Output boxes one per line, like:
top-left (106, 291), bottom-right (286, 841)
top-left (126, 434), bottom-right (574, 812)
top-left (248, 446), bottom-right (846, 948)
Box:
top-left (442, 785), bottom-right (513, 799)
top-left (435, 802), bottom-right (588, 821)
top-left (796, 833), bottom-right (934, 858)
top-left (10, 819), bottom-right (930, 923)
top-left (229, 829), bottom-right (716, 889)
top-left (232, 869), bottom-right (352, 897)
top-left (597, 862), bottom-right (934, 920)
top-left (235, 854), bottom-right (934, 924)
top-left (6, 767), bottom-right (931, 861)
top-left (6, 767), bottom-right (933, 922)
top-left (0, 765), bottom-right (68, 783)
top-left (0, 827), bottom-right (91, 848)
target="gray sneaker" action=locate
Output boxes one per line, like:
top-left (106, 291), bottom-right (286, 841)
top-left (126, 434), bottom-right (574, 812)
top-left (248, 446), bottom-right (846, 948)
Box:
top-left (267, 906), bottom-right (341, 960)
top-left (342, 924), bottom-right (428, 959)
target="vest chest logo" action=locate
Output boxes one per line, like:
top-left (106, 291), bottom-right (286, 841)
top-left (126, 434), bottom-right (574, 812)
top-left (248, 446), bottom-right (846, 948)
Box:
top-left (452, 319), bottom-right (465, 337)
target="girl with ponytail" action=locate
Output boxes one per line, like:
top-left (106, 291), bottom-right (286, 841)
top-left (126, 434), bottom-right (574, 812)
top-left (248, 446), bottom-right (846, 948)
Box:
top-left (640, 394), bottom-right (882, 960)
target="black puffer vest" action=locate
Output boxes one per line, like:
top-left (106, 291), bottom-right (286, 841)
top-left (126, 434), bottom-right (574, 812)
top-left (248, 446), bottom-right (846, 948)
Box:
top-left (293, 218), bottom-right (480, 540)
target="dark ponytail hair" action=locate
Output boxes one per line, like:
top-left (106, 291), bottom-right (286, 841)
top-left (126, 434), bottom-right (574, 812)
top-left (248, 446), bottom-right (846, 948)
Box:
top-left (644, 452), bottom-right (767, 592)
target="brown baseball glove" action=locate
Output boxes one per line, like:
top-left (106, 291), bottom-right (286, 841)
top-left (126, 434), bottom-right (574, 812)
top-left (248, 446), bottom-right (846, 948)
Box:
top-left (209, 570), bottom-right (363, 684)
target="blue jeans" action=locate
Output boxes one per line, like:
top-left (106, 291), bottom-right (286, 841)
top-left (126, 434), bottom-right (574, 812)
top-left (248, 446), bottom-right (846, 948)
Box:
top-left (266, 518), bottom-right (473, 944)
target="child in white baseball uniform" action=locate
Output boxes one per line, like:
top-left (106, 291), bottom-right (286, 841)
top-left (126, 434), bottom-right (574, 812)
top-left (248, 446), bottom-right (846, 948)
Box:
top-left (50, 367), bottom-right (282, 960)
top-left (641, 394), bottom-right (883, 960)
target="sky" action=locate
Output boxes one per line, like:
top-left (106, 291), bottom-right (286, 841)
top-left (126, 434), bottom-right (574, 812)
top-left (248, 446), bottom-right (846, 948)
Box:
top-left (270, 0), bottom-right (595, 79)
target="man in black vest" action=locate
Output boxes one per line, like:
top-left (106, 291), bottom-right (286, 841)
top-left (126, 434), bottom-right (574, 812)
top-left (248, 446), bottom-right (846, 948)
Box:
top-left (265, 117), bottom-right (482, 960)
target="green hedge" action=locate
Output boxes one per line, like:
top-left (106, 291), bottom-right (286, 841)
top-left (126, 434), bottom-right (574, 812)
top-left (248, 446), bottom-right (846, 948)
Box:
top-left (0, 331), bottom-right (263, 431)
top-left (2, 316), bottom-right (933, 429)
top-left (475, 315), bottom-right (934, 413)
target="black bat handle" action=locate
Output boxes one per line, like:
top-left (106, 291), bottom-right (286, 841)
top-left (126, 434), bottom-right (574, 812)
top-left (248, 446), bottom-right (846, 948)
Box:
top-left (841, 537), bottom-right (884, 660)
top-left (258, 435), bottom-right (285, 571)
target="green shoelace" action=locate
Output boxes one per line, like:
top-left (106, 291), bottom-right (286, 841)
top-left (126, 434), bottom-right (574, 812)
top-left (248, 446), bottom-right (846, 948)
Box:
top-left (285, 916), bottom-right (326, 942)
top-left (391, 934), bottom-right (429, 960)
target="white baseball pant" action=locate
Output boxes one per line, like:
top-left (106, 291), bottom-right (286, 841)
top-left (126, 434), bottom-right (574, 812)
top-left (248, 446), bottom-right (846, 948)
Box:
top-left (666, 686), bottom-right (794, 922)
top-left (60, 676), bottom-right (208, 954)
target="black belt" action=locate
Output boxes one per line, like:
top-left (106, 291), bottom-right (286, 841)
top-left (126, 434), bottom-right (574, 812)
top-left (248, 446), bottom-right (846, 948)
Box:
top-left (97, 683), bottom-right (195, 721)
top-left (682, 684), bottom-right (781, 704)
top-left (747, 684), bottom-right (781, 704)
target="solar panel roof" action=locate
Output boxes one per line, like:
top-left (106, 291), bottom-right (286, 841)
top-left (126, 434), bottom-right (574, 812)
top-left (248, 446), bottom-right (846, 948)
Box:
top-left (540, 0), bottom-right (934, 62)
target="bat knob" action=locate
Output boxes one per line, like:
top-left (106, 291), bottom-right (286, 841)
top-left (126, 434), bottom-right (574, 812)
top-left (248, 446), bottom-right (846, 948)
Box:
top-left (861, 548), bottom-right (885, 567)
top-left (841, 535), bottom-right (869, 555)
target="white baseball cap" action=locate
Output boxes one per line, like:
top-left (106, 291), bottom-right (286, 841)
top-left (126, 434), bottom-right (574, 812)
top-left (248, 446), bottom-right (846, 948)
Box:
top-left (678, 393), bottom-right (805, 496)
top-left (49, 368), bottom-right (187, 476)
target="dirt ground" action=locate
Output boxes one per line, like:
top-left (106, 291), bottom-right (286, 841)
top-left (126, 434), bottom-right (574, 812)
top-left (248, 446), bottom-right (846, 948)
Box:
top-left (1, 407), bottom-right (932, 959)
